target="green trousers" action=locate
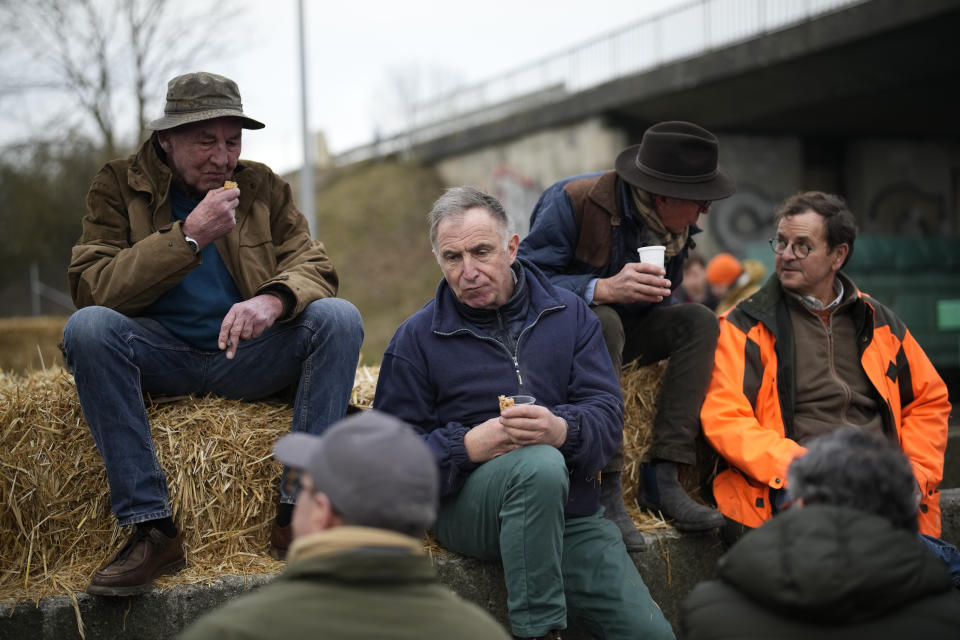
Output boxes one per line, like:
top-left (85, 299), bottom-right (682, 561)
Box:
top-left (435, 445), bottom-right (675, 639)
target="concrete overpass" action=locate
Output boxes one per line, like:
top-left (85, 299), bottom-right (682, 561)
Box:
top-left (335, 0), bottom-right (960, 379)
top-left (409, 0), bottom-right (960, 160)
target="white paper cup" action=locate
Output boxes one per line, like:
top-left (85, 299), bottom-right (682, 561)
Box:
top-left (637, 245), bottom-right (666, 269)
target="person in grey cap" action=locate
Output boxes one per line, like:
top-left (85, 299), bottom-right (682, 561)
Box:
top-left (62, 71), bottom-right (363, 596)
top-left (179, 410), bottom-right (510, 640)
top-left (518, 121), bottom-right (735, 542)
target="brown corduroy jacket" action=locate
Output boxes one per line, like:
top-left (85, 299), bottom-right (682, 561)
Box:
top-left (68, 135), bottom-right (338, 319)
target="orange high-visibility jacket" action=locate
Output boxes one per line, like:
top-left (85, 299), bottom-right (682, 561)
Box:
top-left (701, 273), bottom-right (951, 536)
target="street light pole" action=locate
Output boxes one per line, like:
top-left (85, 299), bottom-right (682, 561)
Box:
top-left (298, 0), bottom-right (316, 238)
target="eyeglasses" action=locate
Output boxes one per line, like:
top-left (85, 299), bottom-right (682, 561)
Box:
top-left (769, 238), bottom-right (814, 259)
top-left (694, 200), bottom-right (711, 214)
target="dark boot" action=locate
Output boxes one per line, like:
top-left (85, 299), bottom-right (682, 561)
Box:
top-left (638, 461), bottom-right (725, 532)
top-left (599, 471), bottom-right (646, 552)
top-left (86, 525), bottom-right (185, 596)
top-left (269, 521), bottom-right (293, 560)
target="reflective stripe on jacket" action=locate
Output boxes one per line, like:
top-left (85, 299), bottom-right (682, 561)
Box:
top-left (701, 273), bottom-right (951, 536)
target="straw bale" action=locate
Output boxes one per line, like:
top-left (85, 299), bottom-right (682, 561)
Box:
top-left (619, 360), bottom-right (716, 523)
top-left (0, 316), bottom-right (68, 375)
top-left (618, 360), bottom-right (670, 531)
top-left (0, 361), bottom-right (683, 606)
top-left (0, 365), bottom-right (382, 605)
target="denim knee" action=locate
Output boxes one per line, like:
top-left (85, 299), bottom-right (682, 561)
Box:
top-left (63, 306), bottom-right (126, 363)
top-left (299, 298), bottom-right (364, 345)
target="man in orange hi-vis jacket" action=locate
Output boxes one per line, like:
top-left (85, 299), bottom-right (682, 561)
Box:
top-left (701, 191), bottom-right (951, 544)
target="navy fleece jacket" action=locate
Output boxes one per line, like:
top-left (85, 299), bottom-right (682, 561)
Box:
top-left (373, 259), bottom-right (623, 517)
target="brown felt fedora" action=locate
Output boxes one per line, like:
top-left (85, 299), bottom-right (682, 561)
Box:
top-left (147, 71), bottom-right (265, 131)
top-left (615, 121), bottom-right (735, 201)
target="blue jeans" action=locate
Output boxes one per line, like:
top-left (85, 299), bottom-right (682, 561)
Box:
top-left (920, 534), bottom-right (960, 588)
top-left (63, 299), bottom-right (363, 526)
top-left (435, 446), bottom-right (675, 639)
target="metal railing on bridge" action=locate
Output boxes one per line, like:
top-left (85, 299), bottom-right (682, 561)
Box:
top-left (337, 0), bottom-right (865, 165)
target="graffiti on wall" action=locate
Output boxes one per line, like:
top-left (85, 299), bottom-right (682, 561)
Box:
top-left (866, 183), bottom-right (948, 236)
top-left (493, 165), bottom-right (543, 237)
top-left (708, 184), bottom-right (777, 254)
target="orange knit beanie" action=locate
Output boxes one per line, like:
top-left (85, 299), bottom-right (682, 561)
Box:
top-left (706, 253), bottom-right (743, 286)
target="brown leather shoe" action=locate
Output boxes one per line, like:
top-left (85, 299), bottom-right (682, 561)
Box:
top-left (86, 526), bottom-right (185, 596)
top-left (269, 521), bottom-right (293, 560)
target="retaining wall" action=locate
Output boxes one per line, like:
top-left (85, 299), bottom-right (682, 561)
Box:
top-left (3, 488), bottom-right (958, 640)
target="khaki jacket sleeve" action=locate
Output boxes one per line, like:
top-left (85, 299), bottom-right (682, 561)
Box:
top-left (701, 314), bottom-right (805, 490)
top-left (68, 165), bottom-right (199, 314)
top-left (251, 173), bottom-right (338, 319)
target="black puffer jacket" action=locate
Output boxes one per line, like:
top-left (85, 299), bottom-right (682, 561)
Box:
top-left (681, 505), bottom-right (960, 639)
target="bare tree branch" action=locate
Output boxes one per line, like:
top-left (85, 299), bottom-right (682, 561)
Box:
top-left (0, 0), bottom-right (249, 156)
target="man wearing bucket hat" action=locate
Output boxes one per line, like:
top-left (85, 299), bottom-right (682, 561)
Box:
top-left (63, 72), bottom-right (363, 595)
top-left (180, 411), bottom-right (510, 640)
top-left (519, 121), bottom-right (735, 543)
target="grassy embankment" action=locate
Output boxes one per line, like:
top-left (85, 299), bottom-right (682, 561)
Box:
top-left (0, 158), bottom-right (445, 375)
top-left (314, 158), bottom-right (446, 364)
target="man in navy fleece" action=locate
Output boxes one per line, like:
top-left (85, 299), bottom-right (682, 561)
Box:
top-left (373, 187), bottom-right (674, 640)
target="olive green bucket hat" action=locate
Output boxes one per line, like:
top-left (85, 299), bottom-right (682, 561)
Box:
top-left (147, 71), bottom-right (265, 131)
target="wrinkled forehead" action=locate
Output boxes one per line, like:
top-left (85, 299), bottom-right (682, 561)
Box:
top-left (777, 209), bottom-right (826, 242)
top-left (436, 208), bottom-right (504, 245)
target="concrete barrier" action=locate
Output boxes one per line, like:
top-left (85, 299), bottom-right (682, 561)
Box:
top-left (3, 488), bottom-right (957, 640)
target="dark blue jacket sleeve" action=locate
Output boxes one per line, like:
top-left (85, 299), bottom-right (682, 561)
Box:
top-left (373, 340), bottom-right (478, 497)
top-left (551, 298), bottom-right (623, 475)
top-left (518, 183), bottom-right (595, 300)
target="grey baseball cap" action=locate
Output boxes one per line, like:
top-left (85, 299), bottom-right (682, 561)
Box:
top-left (147, 71), bottom-right (265, 131)
top-left (273, 410), bottom-right (439, 535)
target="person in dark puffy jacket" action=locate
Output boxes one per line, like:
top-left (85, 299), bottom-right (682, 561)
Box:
top-left (681, 428), bottom-right (960, 640)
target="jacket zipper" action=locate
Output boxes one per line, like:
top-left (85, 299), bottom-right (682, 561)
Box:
top-left (439, 303), bottom-right (564, 391)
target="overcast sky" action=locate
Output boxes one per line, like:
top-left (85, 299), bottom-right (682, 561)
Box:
top-left (219, 0), bottom-right (684, 174)
top-left (0, 0), bottom-right (685, 174)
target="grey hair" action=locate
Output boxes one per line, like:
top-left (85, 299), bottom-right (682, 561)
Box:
top-left (787, 428), bottom-right (919, 532)
top-left (428, 186), bottom-right (511, 252)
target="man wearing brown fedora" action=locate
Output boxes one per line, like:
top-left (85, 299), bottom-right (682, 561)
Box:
top-left (63, 71), bottom-right (364, 595)
top-left (519, 121), bottom-right (735, 544)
